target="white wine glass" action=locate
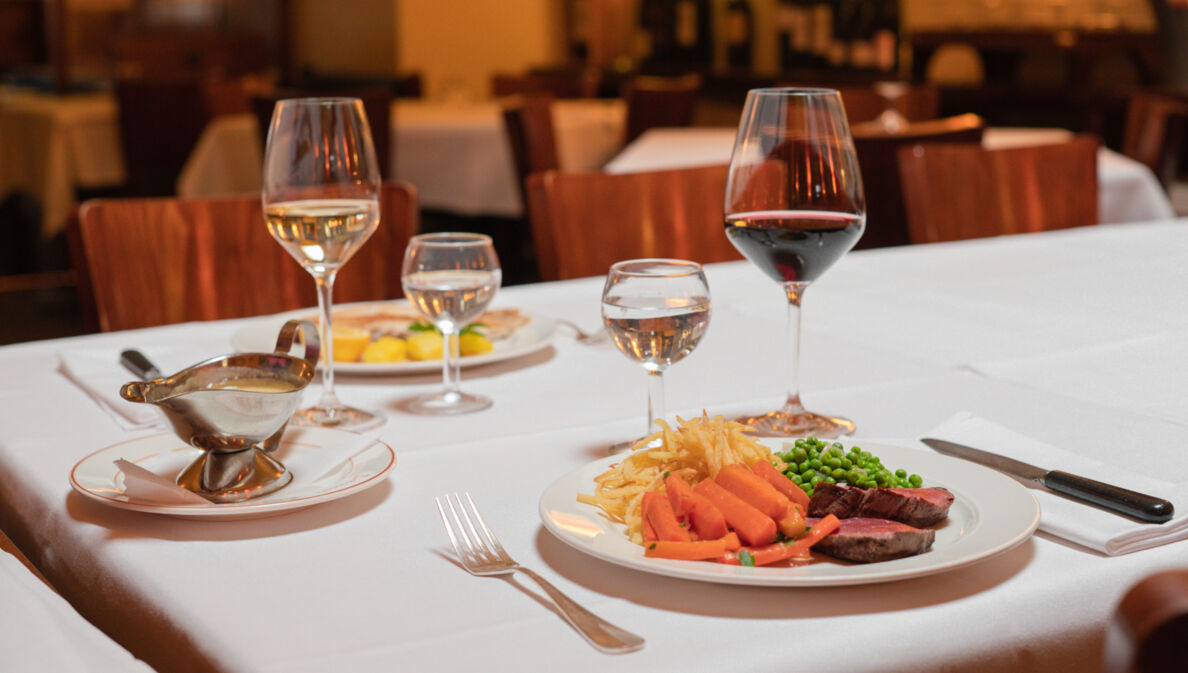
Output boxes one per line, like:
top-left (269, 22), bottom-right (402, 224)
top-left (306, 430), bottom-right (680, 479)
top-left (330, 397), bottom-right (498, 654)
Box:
top-left (601, 259), bottom-right (710, 448)
top-left (724, 87), bottom-right (865, 438)
top-left (262, 97), bottom-right (382, 430)
top-left (400, 232), bottom-right (501, 415)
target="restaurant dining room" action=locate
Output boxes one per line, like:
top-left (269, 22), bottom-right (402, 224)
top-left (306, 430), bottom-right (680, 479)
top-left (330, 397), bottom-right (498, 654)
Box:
top-left (4, 0), bottom-right (1188, 671)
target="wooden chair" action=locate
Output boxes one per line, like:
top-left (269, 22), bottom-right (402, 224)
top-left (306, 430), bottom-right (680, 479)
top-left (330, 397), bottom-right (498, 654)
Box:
top-left (834, 84), bottom-right (940, 125)
top-left (73, 182), bottom-right (419, 332)
top-left (622, 74), bottom-right (702, 145)
top-left (524, 165), bottom-right (740, 281)
top-left (491, 68), bottom-right (600, 99)
top-left (898, 135), bottom-right (1099, 244)
top-left (1122, 91), bottom-right (1188, 189)
top-left (502, 95), bottom-right (559, 213)
top-left (115, 77), bottom-right (250, 197)
top-left (1103, 569), bottom-right (1188, 673)
top-left (850, 113), bottom-right (986, 249)
top-left (252, 86), bottom-right (393, 178)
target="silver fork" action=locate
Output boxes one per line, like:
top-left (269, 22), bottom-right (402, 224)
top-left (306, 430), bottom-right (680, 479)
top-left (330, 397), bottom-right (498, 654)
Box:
top-left (555, 319), bottom-right (606, 345)
top-left (435, 492), bottom-right (645, 654)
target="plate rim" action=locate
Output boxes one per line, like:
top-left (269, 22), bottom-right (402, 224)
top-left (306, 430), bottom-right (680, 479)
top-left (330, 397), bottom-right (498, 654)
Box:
top-left (228, 301), bottom-right (558, 376)
top-left (538, 439), bottom-right (1040, 587)
top-left (69, 427), bottom-right (396, 519)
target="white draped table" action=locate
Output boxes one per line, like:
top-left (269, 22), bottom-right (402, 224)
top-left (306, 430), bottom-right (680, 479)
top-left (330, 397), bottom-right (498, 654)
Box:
top-left (2, 221), bottom-right (1188, 672)
top-left (178, 98), bottom-right (626, 217)
top-left (604, 127), bottom-right (1176, 226)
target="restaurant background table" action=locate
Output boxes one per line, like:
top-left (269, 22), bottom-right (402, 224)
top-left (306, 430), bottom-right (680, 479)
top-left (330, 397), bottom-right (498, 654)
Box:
top-left (177, 98), bottom-right (626, 217)
top-left (0, 88), bottom-right (125, 238)
top-left (3, 220), bottom-right (1188, 672)
top-left (604, 127), bottom-right (1177, 226)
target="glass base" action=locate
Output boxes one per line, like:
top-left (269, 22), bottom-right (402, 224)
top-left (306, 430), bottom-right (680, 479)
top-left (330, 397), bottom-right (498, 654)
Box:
top-left (290, 405), bottom-right (386, 431)
top-left (734, 408), bottom-right (855, 439)
top-left (399, 390), bottom-right (492, 416)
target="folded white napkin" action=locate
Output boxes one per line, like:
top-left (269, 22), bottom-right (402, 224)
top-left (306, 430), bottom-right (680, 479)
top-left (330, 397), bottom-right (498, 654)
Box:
top-left (57, 347), bottom-right (213, 430)
top-left (116, 459), bottom-right (210, 505)
top-left (925, 412), bottom-right (1187, 555)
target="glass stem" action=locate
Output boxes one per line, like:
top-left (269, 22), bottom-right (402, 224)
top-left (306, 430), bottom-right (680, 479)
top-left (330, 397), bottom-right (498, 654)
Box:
top-left (782, 282), bottom-right (809, 415)
top-left (440, 326), bottom-right (461, 397)
top-left (314, 271), bottom-right (341, 414)
top-left (646, 369), bottom-right (665, 435)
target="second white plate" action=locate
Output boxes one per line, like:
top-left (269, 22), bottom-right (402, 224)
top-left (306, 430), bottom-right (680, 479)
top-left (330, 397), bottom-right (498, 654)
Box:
top-left (229, 302), bottom-right (558, 375)
top-left (539, 439), bottom-right (1040, 587)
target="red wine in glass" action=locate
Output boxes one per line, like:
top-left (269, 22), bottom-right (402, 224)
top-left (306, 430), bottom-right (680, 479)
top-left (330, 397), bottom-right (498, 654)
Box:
top-left (724, 210), bottom-right (864, 284)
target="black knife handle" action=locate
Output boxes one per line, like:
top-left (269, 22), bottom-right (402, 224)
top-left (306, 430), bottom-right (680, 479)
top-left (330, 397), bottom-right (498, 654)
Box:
top-left (120, 349), bottom-right (162, 381)
top-left (1044, 471), bottom-right (1175, 524)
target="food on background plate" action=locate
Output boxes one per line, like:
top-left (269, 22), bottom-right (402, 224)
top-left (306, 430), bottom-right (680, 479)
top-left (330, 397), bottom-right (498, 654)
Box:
top-left (322, 305), bottom-right (530, 363)
top-left (577, 414), bottom-right (953, 567)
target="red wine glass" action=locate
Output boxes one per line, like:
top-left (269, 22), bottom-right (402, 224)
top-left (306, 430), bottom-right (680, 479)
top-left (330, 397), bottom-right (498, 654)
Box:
top-left (724, 87), bottom-right (865, 437)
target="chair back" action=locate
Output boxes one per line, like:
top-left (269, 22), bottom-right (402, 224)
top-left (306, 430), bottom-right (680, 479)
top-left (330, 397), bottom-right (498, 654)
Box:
top-left (1103, 569), bottom-right (1188, 673)
top-left (502, 95), bottom-right (560, 212)
top-left (835, 84), bottom-right (940, 124)
top-left (116, 77), bottom-right (248, 197)
top-left (525, 165), bottom-right (739, 281)
top-left (622, 74), bottom-right (702, 145)
top-left (492, 69), bottom-right (600, 99)
top-left (850, 113), bottom-right (985, 249)
top-left (253, 86), bottom-right (392, 178)
top-left (898, 135), bottom-right (1099, 244)
top-left (74, 182), bottom-right (418, 332)
top-left (1122, 91), bottom-right (1188, 189)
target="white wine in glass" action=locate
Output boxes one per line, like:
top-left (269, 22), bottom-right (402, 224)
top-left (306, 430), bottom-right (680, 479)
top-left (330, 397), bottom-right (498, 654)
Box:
top-left (262, 97), bottom-right (383, 431)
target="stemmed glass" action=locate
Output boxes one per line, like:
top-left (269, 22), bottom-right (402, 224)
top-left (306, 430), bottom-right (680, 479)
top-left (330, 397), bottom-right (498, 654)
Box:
top-left (262, 97), bottom-right (383, 430)
top-left (724, 88), bottom-right (865, 438)
top-left (401, 233), bottom-right (502, 415)
top-left (601, 259), bottom-right (710, 448)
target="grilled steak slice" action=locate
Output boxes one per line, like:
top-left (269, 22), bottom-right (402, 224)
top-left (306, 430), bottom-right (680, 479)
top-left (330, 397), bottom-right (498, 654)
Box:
top-left (809, 483), bottom-right (954, 527)
top-left (811, 516), bottom-right (936, 563)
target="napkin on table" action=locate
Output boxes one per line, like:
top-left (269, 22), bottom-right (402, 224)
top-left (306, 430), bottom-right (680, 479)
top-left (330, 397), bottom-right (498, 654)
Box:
top-left (924, 412), bottom-right (1188, 556)
top-left (57, 346), bottom-right (212, 430)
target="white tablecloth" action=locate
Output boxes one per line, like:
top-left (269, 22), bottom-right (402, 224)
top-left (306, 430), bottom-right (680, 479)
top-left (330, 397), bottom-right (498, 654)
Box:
top-left (0, 88), bottom-right (125, 237)
top-left (3, 221), bottom-right (1188, 672)
top-left (604, 127), bottom-right (1176, 226)
top-left (178, 99), bottom-right (626, 217)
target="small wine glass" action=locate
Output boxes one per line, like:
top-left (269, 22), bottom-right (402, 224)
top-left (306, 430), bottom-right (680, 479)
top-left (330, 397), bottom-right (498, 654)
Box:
top-left (602, 259), bottom-right (710, 449)
top-left (262, 97), bottom-right (382, 430)
top-left (724, 87), bottom-right (865, 438)
top-left (400, 232), bottom-right (502, 415)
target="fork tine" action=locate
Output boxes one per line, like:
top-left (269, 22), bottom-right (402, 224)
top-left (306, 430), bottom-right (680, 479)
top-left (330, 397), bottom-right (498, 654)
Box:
top-left (453, 492), bottom-right (491, 563)
top-left (463, 492), bottom-right (510, 560)
top-left (434, 496), bottom-right (465, 561)
top-left (442, 493), bottom-right (480, 567)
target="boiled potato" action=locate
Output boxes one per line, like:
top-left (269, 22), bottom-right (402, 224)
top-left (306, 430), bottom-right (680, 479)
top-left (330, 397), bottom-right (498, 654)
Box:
top-left (331, 325), bottom-right (372, 362)
top-left (459, 332), bottom-right (494, 356)
top-left (406, 331), bottom-right (444, 361)
top-left (361, 336), bottom-right (407, 363)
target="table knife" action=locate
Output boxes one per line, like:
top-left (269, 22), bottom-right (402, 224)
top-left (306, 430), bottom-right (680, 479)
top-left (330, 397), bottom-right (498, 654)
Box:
top-left (920, 438), bottom-right (1175, 524)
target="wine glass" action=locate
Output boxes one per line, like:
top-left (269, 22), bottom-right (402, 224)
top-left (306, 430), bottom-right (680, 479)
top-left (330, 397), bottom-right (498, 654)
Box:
top-left (724, 87), bottom-right (865, 438)
top-left (602, 259), bottom-right (710, 449)
top-left (400, 232), bottom-right (502, 415)
top-left (262, 97), bottom-right (382, 430)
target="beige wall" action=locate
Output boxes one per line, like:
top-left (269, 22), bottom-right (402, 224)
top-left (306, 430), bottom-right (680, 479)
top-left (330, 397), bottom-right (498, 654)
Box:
top-left (396, 0), bottom-right (567, 100)
top-left (291, 0), bottom-right (399, 77)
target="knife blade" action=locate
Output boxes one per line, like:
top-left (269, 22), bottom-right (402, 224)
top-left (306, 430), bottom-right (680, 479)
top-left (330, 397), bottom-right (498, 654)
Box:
top-left (920, 438), bottom-right (1175, 524)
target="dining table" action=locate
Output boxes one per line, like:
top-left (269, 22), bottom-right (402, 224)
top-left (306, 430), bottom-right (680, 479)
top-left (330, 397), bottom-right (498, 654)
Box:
top-left (177, 98), bottom-right (627, 217)
top-left (3, 218), bottom-right (1188, 672)
top-left (604, 127), bottom-right (1177, 226)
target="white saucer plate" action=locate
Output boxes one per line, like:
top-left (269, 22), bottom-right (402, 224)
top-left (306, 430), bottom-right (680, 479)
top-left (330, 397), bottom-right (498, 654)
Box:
top-left (70, 426), bottom-right (396, 520)
top-left (539, 439), bottom-right (1040, 587)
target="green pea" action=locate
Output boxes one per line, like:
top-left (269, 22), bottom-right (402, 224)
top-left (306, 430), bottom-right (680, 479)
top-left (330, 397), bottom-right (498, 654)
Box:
top-left (895, 468), bottom-right (907, 478)
top-left (909, 474), bottom-right (923, 487)
top-left (831, 467), bottom-right (846, 479)
top-left (789, 473), bottom-right (803, 485)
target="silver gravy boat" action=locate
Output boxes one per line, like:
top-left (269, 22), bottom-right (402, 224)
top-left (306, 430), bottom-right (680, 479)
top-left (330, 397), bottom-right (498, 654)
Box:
top-left (120, 320), bottom-right (319, 503)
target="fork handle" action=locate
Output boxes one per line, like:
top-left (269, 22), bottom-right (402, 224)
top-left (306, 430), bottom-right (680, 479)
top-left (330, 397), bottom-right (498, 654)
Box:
top-left (515, 567), bottom-right (644, 654)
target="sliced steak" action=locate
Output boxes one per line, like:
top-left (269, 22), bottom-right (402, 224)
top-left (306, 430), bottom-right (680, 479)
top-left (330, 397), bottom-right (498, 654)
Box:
top-left (808, 483), bottom-right (954, 527)
top-left (811, 516), bottom-right (936, 563)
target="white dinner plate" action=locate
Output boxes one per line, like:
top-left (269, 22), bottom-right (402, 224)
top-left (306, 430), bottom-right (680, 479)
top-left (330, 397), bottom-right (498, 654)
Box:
top-left (229, 302), bottom-right (558, 375)
top-left (70, 426), bottom-right (396, 520)
top-left (539, 439), bottom-right (1040, 587)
